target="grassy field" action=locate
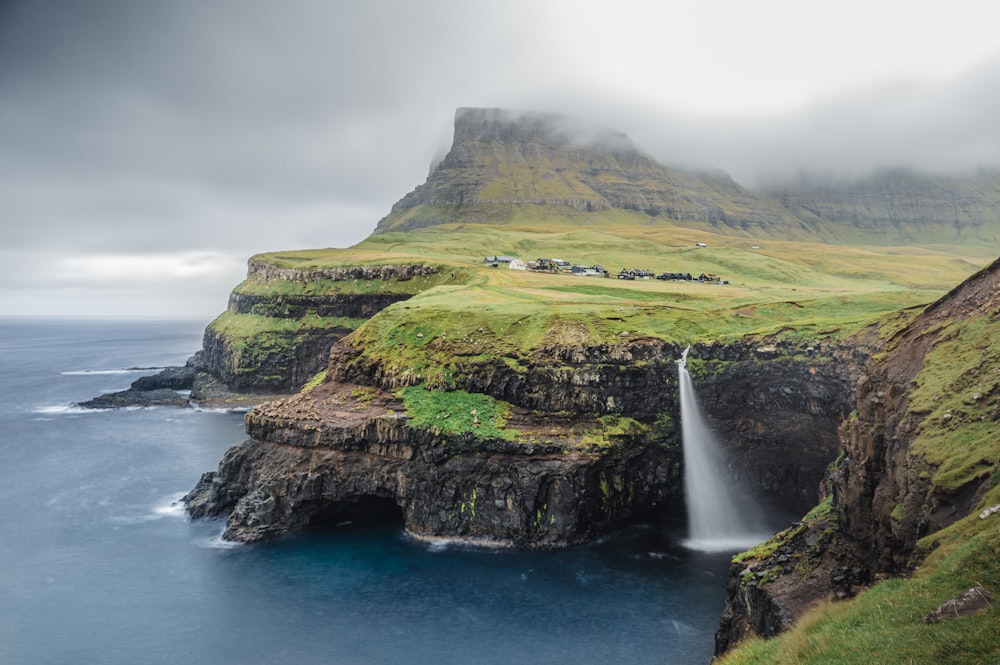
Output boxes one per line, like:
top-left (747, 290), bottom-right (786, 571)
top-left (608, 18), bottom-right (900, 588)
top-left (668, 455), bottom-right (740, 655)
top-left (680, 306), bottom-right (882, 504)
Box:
top-left (245, 216), bottom-right (992, 381)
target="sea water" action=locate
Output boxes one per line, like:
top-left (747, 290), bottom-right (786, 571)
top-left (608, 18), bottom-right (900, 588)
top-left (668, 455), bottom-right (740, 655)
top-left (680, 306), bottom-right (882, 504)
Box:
top-left (0, 318), bottom-right (741, 665)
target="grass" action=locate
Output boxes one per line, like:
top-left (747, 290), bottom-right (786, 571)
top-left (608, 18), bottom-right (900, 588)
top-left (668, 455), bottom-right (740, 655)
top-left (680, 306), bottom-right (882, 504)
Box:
top-left (231, 266), bottom-right (467, 297)
top-left (301, 370), bottom-right (327, 391)
top-left (718, 311), bottom-right (1000, 665)
top-left (907, 319), bottom-right (1000, 489)
top-left (399, 385), bottom-right (518, 440)
top-left (718, 482), bottom-right (1000, 665)
top-left (207, 310), bottom-right (364, 340)
top-left (230, 216), bottom-right (990, 390)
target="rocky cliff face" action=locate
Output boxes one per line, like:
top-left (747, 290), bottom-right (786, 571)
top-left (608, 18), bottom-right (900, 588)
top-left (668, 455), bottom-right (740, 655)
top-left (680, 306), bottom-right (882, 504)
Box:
top-left (714, 256), bottom-right (1000, 656)
top-left (374, 107), bottom-right (805, 236)
top-left (834, 256), bottom-right (1000, 569)
top-left (687, 338), bottom-right (875, 509)
top-left (767, 168), bottom-right (1000, 243)
top-left (195, 261), bottom-right (442, 393)
top-left (373, 108), bottom-right (1000, 244)
top-left (186, 332), bottom-right (869, 545)
top-left (185, 380), bottom-right (681, 546)
top-left (329, 334), bottom-right (871, 510)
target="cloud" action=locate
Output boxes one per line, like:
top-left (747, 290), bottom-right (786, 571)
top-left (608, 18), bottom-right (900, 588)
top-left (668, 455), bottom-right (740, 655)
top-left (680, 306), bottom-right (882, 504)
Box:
top-left (603, 57), bottom-right (1000, 185)
top-left (54, 251), bottom-right (243, 283)
top-left (2, 0), bottom-right (1000, 316)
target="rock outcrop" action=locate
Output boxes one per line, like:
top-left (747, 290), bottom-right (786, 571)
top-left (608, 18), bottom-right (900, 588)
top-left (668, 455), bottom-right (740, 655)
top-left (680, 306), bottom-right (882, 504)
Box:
top-left (714, 256), bottom-right (1000, 656)
top-left (78, 363), bottom-right (197, 409)
top-left (185, 381), bottom-right (680, 546)
top-left (195, 262), bottom-right (445, 393)
top-left (185, 332), bottom-right (869, 545)
top-left (77, 353), bottom-right (291, 410)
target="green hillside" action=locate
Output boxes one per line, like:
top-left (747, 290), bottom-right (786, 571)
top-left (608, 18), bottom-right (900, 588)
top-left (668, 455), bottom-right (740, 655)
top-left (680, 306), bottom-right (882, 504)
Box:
top-left (246, 215), bottom-right (990, 381)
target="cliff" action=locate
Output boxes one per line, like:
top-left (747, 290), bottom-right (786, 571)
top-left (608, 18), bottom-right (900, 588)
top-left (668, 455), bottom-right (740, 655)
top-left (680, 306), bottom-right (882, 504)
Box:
top-left (374, 108), bottom-right (808, 237)
top-left (195, 261), bottom-right (449, 394)
top-left (170, 106), bottom-right (1000, 663)
top-left (714, 257), bottom-right (1000, 659)
top-left (173, 108), bottom-right (997, 408)
top-left (185, 379), bottom-right (680, 546)
top-left (185, 330), bottom-right (870, 545)
top-left (767, 168), bottom-right (1000, 245)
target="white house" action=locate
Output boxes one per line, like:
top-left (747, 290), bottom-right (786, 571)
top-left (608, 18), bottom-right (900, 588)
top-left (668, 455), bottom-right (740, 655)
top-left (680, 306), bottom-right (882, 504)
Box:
top-left (509, 258), bottom-right (527, 270)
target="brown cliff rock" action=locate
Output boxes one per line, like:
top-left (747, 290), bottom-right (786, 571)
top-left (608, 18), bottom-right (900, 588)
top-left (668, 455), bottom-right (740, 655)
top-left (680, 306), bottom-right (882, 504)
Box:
top-left (715, 256), bottom-right (1000, 656)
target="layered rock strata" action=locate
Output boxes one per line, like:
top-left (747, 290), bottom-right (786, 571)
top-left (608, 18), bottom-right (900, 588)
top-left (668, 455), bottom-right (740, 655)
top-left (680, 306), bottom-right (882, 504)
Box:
top-left (185, 381), bottom-right (680, 546)
top-left (374, 107), bottom-right (804, 235)
top-left (714, 257), bottom-right (1000, 655)
top-left (767, 168), bottom-right (1000, 244)
top-left (186, 336), bottom-right (868, 545)
top-left (197, 262), bottom-right (441, 393)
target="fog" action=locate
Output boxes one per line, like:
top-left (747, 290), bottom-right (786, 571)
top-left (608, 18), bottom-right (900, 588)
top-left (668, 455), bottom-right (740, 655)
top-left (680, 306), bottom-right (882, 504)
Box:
top-left (2, 0), bottom-right (999, 316)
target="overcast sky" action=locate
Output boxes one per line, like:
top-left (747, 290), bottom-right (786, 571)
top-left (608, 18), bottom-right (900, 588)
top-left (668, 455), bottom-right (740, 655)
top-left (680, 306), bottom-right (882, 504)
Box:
top-left (3, 0), bottom-right (1000, 318)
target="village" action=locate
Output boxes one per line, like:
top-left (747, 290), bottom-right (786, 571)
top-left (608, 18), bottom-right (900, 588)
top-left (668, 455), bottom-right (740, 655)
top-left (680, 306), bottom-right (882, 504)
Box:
top-left (482, 245), bottom-right (728, 284)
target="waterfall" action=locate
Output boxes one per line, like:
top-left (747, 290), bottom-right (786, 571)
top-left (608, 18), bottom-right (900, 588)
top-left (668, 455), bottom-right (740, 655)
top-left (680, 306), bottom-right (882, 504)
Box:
top-left (676, 347), bottom-right (768, 552)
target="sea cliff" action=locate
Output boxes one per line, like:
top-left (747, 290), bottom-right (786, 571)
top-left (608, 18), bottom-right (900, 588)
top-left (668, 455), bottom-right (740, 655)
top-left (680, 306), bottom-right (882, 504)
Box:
top-left (184, 333), bottom-right (867, 546)
top-left (714, 257), bottom-right (1000, 659)
top-left (172, 107), bottom-right (1000, 662)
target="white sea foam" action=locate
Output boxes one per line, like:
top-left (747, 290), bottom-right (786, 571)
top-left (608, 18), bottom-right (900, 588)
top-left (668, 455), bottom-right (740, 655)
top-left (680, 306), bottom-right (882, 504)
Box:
top-left (404, 530), bottom-right (514, 552)
top-left (197, 528), bottom-right (243, 550)
top-left (107, 493), bottom-right (191, 526)
top-left (188, 402), bottom-right (251, 414)
top-left (670, 619), bottom-right (696, 636)
top-left (681, 535), bottom-right (768, 553)
top-left (647, 551), bottom-right (679, 561)
top-left (61, 368), bottom-right (163, 376)
top-left (152, 492), bottom-right (188, 519)
top-left (33, 404), bottom-right (96, 415)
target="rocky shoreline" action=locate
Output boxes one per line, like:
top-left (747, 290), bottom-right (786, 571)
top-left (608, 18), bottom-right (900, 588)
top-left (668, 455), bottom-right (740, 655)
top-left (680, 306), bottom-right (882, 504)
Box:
top-left (78, 354), bottom-right (289, 410)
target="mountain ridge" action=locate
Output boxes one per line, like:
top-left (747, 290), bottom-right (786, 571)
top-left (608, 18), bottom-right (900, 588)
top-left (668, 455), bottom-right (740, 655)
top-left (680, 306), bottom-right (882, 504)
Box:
top-left (374, 107), bottom-right (809, 237)
top-left (374, 107), bottom-right (1000, 247)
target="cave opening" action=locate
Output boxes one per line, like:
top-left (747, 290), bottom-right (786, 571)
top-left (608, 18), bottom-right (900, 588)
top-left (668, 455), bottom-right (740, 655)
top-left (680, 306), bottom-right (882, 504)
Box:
top-left (306, 495), bottom-right (405, 531)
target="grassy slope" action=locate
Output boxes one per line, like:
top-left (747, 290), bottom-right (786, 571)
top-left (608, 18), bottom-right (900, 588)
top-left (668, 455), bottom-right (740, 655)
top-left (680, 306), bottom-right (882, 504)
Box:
top-left (719, 504), bottom-right (1000, 665)
top-left (718, 313), bottom-right (1000, 665)
top-left (252, 212), bottom-right (992, 359)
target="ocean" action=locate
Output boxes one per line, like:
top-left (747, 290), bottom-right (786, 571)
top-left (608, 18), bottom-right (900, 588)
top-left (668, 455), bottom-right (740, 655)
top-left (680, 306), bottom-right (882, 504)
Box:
top-left (0, 317), bottom-right (741, 665)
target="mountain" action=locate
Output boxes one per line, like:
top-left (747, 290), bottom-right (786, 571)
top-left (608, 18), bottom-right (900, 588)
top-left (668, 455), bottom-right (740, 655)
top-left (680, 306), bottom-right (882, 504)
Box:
top-left (374, 107), bottom-right (809, 237)
top-left (374, 108), bottom-right (1000, 247)
top-left (767, 168), bottom-right (1000, 245)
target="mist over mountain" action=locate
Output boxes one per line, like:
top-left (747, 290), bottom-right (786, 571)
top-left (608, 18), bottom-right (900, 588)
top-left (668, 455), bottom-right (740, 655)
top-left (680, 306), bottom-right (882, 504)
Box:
top-left (374, 107), bottom-right (1000, 247)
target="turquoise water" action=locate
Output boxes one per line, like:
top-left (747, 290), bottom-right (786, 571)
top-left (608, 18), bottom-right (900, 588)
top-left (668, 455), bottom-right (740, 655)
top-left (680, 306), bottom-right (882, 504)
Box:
top-left (0, 318), bottom-right (739, 665)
